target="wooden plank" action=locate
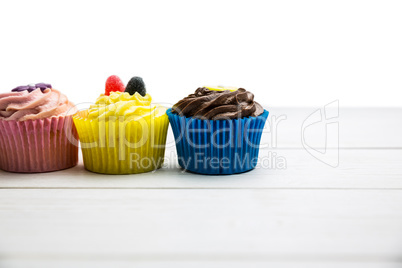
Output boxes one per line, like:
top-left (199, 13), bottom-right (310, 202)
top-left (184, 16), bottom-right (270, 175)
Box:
top-left (1, 149), bottom-right (401, 189)
top-left (1, 259), bottom-right (400, 268)
top-left (264, 107), bottom-right (402, 149)
top-left (0, 189), bottom-right (401, 259)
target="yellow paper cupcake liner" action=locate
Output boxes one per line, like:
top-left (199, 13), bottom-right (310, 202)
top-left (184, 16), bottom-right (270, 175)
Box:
top-left (73, 110), bottom-right (169, 174)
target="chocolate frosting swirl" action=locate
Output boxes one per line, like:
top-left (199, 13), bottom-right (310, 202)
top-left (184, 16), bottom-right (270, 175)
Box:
top-left (172, 87), bottom-right (264, 120)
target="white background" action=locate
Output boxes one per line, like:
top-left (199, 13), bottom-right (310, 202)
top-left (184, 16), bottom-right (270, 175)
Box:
top-left (0, 0), bottom-right (401, 108)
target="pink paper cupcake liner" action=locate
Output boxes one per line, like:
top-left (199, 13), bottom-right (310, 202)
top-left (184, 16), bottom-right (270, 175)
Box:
top-left (0, 115), bottom-right (79, 173)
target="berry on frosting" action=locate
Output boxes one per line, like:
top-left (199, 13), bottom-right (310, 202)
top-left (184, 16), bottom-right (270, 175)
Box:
top-left (105, 75), bottom-right (125, 96)
top-left (12, 83), bottom-right (52, 93)
top-left (125, 76), bottom-right (146, 96)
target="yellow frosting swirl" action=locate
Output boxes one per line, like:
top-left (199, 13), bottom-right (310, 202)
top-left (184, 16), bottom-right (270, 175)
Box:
top-left (88, 91), bottom-right (166, 120)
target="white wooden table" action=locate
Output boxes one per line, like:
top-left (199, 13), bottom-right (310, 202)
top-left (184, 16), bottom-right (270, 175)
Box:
top-left (1, 107), bottom-right (401, 268)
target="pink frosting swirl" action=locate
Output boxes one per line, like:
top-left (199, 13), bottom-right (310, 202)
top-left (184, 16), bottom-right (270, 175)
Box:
top-left (0, 88), bottom-right (77, 121)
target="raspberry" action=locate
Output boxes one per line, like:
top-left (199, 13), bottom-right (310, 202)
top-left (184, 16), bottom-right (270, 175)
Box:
top-left (105, 75), bottom-right (125, 96)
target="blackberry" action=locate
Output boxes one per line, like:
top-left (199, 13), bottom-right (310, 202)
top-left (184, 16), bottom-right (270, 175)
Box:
top-left (125, 77), bottom-right (146, 96)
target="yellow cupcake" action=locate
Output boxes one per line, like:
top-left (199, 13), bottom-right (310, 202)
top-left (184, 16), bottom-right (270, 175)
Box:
top-left (73, 91), bottom-right (169, 174)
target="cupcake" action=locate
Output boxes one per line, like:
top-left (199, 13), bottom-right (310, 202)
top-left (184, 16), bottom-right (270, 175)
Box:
top-left (167, 87), bottom-right (268, 175)
top-left (73, 76), bottom-right (169, 174)
top-left (0, 83), bottom-right (79, 173)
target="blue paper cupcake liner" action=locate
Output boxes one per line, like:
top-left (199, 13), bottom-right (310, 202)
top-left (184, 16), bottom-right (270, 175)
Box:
top-left (167, 109), bottom-right (269, 175)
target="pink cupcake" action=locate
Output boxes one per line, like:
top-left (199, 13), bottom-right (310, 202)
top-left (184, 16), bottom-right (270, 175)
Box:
top-left (0, 83), bottom-right (79, 173)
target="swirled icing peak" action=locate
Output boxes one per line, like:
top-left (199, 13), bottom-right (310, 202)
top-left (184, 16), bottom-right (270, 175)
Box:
top-left (87, 91), bottom-right (166, 120)
top-left (172, 87), bottom-right (264, 120)
top-left (0, 88), bottom-right (76, 121)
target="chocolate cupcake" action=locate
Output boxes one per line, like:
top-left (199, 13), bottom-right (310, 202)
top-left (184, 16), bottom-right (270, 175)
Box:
top-left (167, 87), bottom-right (268, 175)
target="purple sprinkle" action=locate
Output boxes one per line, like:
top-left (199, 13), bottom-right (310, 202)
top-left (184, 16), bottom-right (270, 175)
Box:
top-left (35, 83), bottom-right (52, 89)
top-left (12, 86), bottom-right (30, 92)
top-left (11, 83), bottom-right (52, 93)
